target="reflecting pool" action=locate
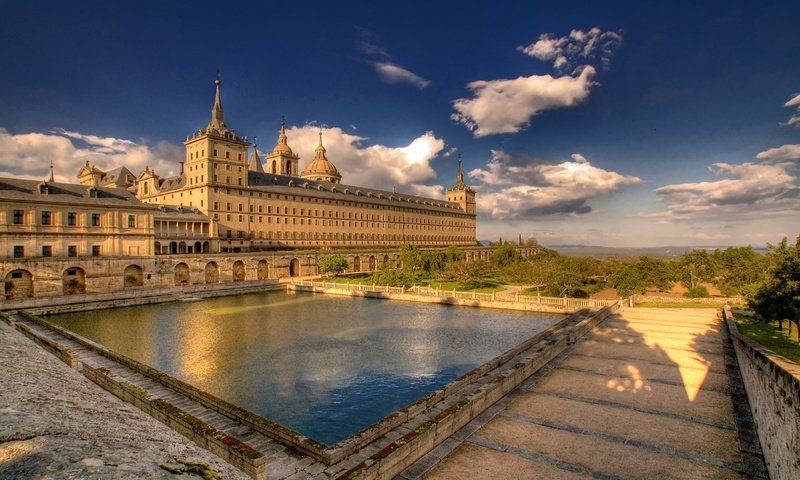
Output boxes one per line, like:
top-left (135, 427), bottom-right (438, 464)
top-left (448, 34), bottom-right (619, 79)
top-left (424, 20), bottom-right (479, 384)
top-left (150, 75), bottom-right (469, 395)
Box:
top-left (49, 291), bottom-right (563, 445)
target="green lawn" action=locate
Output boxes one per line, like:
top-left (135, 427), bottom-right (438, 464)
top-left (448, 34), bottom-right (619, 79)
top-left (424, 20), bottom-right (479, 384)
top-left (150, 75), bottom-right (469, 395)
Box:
top-left (735, 314), bottom-right (800, 364)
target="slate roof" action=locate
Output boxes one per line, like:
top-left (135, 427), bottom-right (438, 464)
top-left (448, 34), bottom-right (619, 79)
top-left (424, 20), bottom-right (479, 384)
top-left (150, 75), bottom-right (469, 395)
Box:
top-left (0, 177), bottom-right (154, 209)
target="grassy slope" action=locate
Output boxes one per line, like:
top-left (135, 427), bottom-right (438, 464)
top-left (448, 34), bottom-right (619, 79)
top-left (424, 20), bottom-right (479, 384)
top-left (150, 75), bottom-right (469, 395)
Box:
top-left (735, 314), bottom-right (800, 364)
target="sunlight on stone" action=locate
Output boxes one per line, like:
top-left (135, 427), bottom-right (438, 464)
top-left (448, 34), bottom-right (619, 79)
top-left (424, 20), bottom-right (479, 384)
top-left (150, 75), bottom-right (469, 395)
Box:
top-left (635, 325), bottom-right (712, 402)
top-left (606, 364), bottom-right (652, 393)
top-left (0, 438), bottom-right (42, 468)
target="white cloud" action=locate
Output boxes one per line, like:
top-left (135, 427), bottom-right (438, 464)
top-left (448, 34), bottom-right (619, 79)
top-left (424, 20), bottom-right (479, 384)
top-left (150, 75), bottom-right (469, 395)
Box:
top-left (373, 62), bottom-right (430, 89)
top-left (0, 127), bottom-right (180, 183)
top-left (468, 149), bottom-right (641, 218)
top-left (651, 160), bottom-right (799, 222)
top-left (357, 28), bottom-right (430, 89)
top-left (283, 125), bottom-right (446, 194)
top-left (784, 92), bottom-right (800, 127)
top-left (451, 66), bottom-right (596, 137)
top-left (518, 27), bottom-right (623, 72)
top-left (755, 144), bottom-right (800, 163)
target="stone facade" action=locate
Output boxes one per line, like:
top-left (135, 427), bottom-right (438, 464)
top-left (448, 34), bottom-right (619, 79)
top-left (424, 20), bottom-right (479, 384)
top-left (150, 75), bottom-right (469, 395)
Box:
top-left (134, 77), bottom-right (477, 252)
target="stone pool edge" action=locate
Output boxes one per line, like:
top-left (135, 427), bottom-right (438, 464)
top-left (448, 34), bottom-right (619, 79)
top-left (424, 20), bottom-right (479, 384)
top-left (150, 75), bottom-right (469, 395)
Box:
top-left (2, 300), bottom-right (620, 480)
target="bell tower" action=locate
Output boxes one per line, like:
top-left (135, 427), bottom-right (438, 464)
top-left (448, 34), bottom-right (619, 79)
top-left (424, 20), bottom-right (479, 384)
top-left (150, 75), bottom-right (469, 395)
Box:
top-left (446, 155), bottom-right (476, 214)
top-left (184, 72), bottom-right (250, 192)
top-left (266, 118), bottom-right (300, 176)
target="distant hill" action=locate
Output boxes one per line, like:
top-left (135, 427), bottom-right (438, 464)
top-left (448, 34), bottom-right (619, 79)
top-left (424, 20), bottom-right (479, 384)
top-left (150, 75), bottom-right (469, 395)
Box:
top-left (544, 244), bottom-right (769, 259)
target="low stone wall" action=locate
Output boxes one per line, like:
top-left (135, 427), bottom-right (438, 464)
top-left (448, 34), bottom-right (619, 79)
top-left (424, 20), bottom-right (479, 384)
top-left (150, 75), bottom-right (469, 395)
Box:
top-left (723, 307), bottom-right (800, 480)
top-left (4, 280), bottom-right (283, 315)
top-left (289, 283), bottom-right (593, 314)
top-left (80, 363), bottom-right (266, 479)
top-left (633, 294), bottom-right (744, 305)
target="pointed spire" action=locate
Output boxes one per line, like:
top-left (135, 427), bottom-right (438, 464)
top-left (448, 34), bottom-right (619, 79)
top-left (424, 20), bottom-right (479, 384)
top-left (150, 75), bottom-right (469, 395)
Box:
top-left (315, 128), bottom-right (327, 159)
top-left (248, 137), bottom-right (264, 173)
top-left (49, 160), bottom-right (55, 182)
top-left (208, 69), bottom-right (228, 133)
top-left (457, 153), bottom-right (464, 184)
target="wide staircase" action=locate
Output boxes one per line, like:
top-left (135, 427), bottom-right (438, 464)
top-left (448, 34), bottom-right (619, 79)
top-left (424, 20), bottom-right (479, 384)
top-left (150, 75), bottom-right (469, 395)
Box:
top-left (410, 308), bottom-right (768, 479)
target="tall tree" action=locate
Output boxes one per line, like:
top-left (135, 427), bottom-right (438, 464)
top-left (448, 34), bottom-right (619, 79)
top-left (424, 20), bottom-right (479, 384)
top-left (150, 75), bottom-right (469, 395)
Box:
top-left (749, 237), bottom-right (800, 340)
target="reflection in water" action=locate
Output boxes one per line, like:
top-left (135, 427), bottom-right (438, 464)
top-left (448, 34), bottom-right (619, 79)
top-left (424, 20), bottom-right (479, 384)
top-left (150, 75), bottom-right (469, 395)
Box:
top-left (50, 291), bottom-right (562, 445)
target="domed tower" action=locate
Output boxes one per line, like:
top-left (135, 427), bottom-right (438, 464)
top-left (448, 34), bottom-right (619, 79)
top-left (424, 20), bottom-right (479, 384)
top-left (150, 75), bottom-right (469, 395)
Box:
top-left (300, 130), bottom-right (342, 184)
top-left (446, 155), bottom-right (476, 214)
top-left (266, 119), bottom-right (300, 176)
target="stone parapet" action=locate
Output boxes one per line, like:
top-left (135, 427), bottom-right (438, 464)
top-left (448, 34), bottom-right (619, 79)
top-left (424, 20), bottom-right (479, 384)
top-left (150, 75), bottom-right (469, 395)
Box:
top-left (723, 306), bottom-right (800, 480)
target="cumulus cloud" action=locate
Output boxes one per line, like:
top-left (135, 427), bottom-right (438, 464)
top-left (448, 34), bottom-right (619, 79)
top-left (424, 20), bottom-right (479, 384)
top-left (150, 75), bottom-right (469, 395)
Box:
top-left (452, 27), bottom-right (622, 137)
top-left (518, 27), bottom-right (623, 72)
top-left (651, 156), bottom-right (799, 222)
top-left (357, 28), bottom-right (430, 89)
top-left (755, 144), bottom-right (800, 163)
top-left (451, 66), bottom-right (596, 137)
top-left (783, 92), bottom-right (800, 127)
top-left (373, 62), bottom-right (430, 89)
top-left (283, 125), bottom-right (446, 194)
top-left (468, 149), bottom-right (641, 219)
top-left (0, 127), bottom-right (180, 182)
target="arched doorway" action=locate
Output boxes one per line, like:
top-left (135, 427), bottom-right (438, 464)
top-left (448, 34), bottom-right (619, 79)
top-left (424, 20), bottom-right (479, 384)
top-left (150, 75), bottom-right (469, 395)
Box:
top-left (383, 254), bottom-right (389, 265)
top-left (369, 256), bottom-right (376, 271)
top-left (257, 260), bottom-right (268, 280)
top-left (205, 262), bottom-right (219, 284)
top-left (194, 241), bottom-right (201, 253)
top-left (232, 261), bottom-right (245, 282)
top-left (353, 256), bottom-right (361, 272)
top-left (154, 241), bottom-right (161, 254)
top-left (170, 242), bottom-right (177, 254)
top-left (202, 241), bottom-right (210, 253)
top-left (5, 269), bottom-right (33, 300)
top-left (289, 258), bottom-right (300, 277)
top-left (174, 263), bottom-right (190, 286)
top-left (62, 267), bottom-right (86, 295)
top-left (123, 265), bottom-right (144, 288)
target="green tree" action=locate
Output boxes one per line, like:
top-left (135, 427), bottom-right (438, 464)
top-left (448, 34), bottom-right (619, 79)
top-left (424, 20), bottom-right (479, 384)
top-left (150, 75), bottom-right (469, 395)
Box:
top-left (678, 249), bottom-right (715, 289)
top-left (609, 263), bottom-right (648, 297)
top-left (421, 250), bottom-right (448, 275)
top-left (399, 243), bottom-right (422, 272)
top-left (748, 237), bottom-right (800, 340)
top-left (491, 243), bottom-right (520, 267)
top-left (440, 260), bottom-right (491, 285)
top-left (370, 263), bottom-right (419, 287)
top-left (712, 246), bottom-right (766, 296)
top-left (318, 255), bottom-right (348, 276)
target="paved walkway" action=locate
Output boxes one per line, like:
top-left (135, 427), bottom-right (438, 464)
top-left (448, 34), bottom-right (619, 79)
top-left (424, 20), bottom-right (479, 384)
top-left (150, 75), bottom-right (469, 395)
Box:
top-left (0, 320), bottom-right (249, 480)
top-left (403, 308), bottom-right (767, 480)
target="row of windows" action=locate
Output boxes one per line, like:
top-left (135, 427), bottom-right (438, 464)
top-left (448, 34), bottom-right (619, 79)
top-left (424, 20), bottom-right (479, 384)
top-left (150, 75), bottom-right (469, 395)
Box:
top-left (188, 150), bottom-right (244, 161)
top-left (208, 203), bottom-right (470, 227)
top-left (10, 210), bottom-right (136, 228)
top-left (12, 245), bottom-right (101, 258)
top-left (221, 230), bottom-right (473, 241)
top-left (210, 188), bottom-right (469, 217)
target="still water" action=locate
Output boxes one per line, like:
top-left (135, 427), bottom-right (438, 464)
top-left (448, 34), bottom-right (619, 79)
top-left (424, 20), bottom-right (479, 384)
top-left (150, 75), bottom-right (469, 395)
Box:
top-left (49, 291), bottom-right (562, 445)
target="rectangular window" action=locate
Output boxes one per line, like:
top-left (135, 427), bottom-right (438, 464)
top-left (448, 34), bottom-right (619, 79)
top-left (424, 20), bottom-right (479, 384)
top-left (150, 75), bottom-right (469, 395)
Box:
top-left (42, 245), bottom-right (52, 257)
top-left (226, 203), bottom-right (231, 210)
top-left (67, 212), bottom-right (77, 226)
top-left (91, 213), bottom-right (100, 227)
top-left (41, 211), bottom-right (51, 225)
top-left (213, 149), bottom-right (218, 157)
top-left (225, 151), bottom-right (230, 159)
top-left (128, 215), bottom-right (136, 228)
top-left (214, 202), bottom-right (219, 210)
top-left (91, 245), bottom-right (101, 256)
top-left (68, 245), bottom-right (77, 257)
top-left (12, 209), bottom-right (23, 225)
top-left (13, 245), bottom-right (24, 258)
top-left (238, 204), bottom-right (243, 212)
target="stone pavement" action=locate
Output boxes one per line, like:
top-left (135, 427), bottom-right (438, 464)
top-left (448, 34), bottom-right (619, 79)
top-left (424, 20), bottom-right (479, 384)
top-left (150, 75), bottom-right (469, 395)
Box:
top-left (0, 320), bottom-right (249, 480)
top-left (402, 308), bottom-right (768, 480)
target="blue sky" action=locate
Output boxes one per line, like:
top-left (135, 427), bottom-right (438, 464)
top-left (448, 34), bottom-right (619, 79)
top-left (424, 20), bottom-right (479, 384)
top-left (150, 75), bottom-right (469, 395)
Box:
top-left (1, 0), bottom-right (798, 247)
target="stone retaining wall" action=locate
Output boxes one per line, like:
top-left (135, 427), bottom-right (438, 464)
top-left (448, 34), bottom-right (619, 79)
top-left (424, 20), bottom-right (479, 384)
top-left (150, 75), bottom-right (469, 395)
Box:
top-left (723, 306), bottom-right (800, 480)
top-left (80, 363), bottom-right (267, 479)
top-left (3, 280), bottom-right (283, 315)
top-left (289, 284), bottom-right (581, 314)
